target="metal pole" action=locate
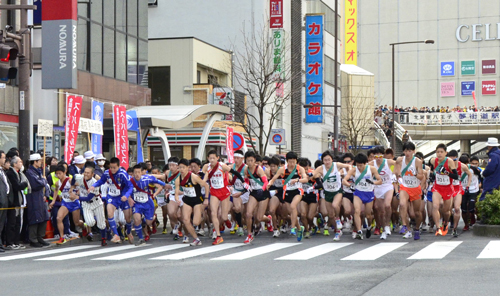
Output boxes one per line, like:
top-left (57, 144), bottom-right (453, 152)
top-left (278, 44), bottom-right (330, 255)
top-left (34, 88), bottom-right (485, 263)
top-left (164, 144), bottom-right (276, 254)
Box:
top-left (391, 44), bottom-right (396, 150)
top-left (18, 0), bottom-right (31, 161)
top-left (333, 0), bottom-right (339, 156)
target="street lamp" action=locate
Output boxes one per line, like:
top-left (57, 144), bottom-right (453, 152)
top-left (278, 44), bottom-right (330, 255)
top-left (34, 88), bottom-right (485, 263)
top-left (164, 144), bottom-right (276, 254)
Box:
top-left (390, 39), bottom-right (434, 150)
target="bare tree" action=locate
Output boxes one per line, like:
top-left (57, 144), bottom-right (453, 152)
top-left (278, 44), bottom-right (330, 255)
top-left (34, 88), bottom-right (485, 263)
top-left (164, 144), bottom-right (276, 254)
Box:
top-left (227, 21), bottom-right (300, 155)
top-left (341, 84), bottom-right (375, 154)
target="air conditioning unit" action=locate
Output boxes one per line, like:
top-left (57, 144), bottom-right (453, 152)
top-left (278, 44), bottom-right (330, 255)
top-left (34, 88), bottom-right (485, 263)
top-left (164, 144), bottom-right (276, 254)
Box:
top-left (148, 0), bottom-right (158, 6)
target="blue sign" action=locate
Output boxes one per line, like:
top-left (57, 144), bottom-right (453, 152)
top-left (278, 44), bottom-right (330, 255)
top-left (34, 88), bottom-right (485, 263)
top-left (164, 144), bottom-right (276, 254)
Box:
top-left (233, 133), bottom-right (245, 150)
top-left (33, 0), bottom-right (42, 26)
top-left (441, 61), bottom-right (455, 76)
top-left (91, 101), bottom-right (104, 155)
top-left (126, 110), bottom-right (144, 163)
top-left (305, 15), bottom-right (324, 123)
top-left (461, 81), bottom-right (475, 96)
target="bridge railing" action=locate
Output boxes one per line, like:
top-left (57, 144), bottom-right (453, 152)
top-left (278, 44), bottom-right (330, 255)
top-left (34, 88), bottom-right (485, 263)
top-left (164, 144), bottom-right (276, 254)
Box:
top-left (398, 111), bottom-right (500, 125)
top-left (394, 120), bottom-right (412, 142)
top-left (374, 121), bottom-right (391, 148)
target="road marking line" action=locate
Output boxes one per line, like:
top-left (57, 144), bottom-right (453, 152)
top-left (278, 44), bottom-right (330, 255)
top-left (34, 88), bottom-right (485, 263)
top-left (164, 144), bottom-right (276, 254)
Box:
top-left (150, 243), bottom-right (244, 260)
top-left (275, 243), bottom-right (353, 260)
top-left (408, 241), bottom-right (462, 260)
top-left (35, 245), bottom-right (139, 261)
top-left (0, 246), bottom-right (98, 261)
top-left (93, 245), bottom-right (189, 260)
top-left (477, 241), bottom-right (500, 259)
top-left (341, 243), bottom-right (407, 261)
top-left (212, 243), bottom-right (299, 261)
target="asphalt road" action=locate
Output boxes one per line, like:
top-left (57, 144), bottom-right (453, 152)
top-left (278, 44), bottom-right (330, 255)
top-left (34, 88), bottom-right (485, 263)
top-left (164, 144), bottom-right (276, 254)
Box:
top-left (1, 227), bottom-right (499, 296)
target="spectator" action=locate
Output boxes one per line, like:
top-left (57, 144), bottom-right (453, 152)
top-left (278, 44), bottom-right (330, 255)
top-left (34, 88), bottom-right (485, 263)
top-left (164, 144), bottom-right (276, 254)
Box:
top-left (402, 131), bottom-right (410, 143)
top-left (0, 151), bottom-right (10, 252)
top-left (5, 156), bottom-right (29, 250)
top-left (47, 161), bottom-right (71, 238)
top-left (95, 154), bottom-right (106, 177)
top-left (25, 153), bottom-right (50, 247)
top-left (68, 155), bottom-right (86, 176)
top-left (480, 137), bottom-right (500, 201)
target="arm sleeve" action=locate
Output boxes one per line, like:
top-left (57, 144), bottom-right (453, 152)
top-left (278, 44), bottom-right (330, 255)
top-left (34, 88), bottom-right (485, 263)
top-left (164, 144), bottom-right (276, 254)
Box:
top-left (229, 168), bottom-right (244, 182)
top-left (121, 173), bottom-right (133, 198)
top-left (26, 170), bottom-right (46, 191)
top-left (92, 173), bottom-right (107, 187)
top-left (151, 176), bottom-right (166, 187)
top-left (449, 169), bottom-right (459, 180)
top-left (261, 176), bottom-right (268, 190)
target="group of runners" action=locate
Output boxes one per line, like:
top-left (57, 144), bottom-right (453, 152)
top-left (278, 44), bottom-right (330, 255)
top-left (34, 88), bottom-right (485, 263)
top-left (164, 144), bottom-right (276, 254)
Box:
top-left (52, 142), bottom-right (483, 247)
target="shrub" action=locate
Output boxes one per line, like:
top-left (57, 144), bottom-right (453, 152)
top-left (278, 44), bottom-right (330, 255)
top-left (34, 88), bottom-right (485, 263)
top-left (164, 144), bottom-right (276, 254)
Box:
top-left (477, 189), bottom-right (500, 225)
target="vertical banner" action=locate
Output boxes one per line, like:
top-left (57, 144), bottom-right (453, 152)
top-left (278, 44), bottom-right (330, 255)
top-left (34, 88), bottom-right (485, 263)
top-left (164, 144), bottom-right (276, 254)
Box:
top-left (126, 110), bottom-right (144, 163)
top-left (64, 94), bottom-right (82, 164)
top-left (270, 0), bottom-right (283, 29)
top-left (41, 0), bottom-right (78, 89)
top-left (272, 29), bottom-right (285, 81)
top-left (345, 0), bottom-right (357, 65)
top-left (472, 91), bottom-right (478, 109)
top-left (305, 15), bottom-right (324, 123)
top-left (226, 127), bottom-right (234, 163)
top-left (113, 105), bottom-right (129, 169)
top-left (91, 100), bottom-right (104, 155)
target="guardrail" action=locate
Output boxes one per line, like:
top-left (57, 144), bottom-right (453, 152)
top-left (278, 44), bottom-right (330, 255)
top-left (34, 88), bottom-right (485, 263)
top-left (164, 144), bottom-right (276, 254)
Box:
top-left (397, 111), bottom-right (500, 125)
top-left (374, 121), bottom-right (391, 148)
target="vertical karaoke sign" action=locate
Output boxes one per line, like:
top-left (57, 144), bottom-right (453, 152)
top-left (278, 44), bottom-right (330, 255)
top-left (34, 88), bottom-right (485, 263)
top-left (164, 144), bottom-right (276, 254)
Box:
top-left (305, 14), bottom-right (324, 123)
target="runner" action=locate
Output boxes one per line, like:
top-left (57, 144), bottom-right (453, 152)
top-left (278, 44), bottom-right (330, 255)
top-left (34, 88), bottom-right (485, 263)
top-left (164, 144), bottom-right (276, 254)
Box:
top-left (299, 158), bottom-right (318, 239)
top-left (267, 156), bottom-right (285, 238)
top-left (371, 146), bottom-right (396, 240)
top-left (460, 155), bottom-right (482, 231)
top-left (202, 150), bottom-right (244, 245)
top-left (175, 159), bottom-right (209, 246)
top-left (312, 150), bottom-right (352, 241)
top-left (189, 158), bottom-right (210, 237)
top-left (243, 151), bottom-right (272, 244)
top-left (447, 150), bottom-right (472, 237)
top-left (340, 153), bottom-right (355, 238)
top-left (129, 164), bottom-right (166, 246)
top-left (342, 153), bottom-right (382, 240)
top-left (229, 150), bottom-right (248, 236)
top-left (428, 143), bottom-right (459, 236)
top-left (49, 165), bottom-right (88, 244)
top-left (73, 164), bottom-right (107, 246)
top-left (267, 151), bottom-right (308, 241)
top-left (394, 142), bottom-right (425, 240)
top-left (89, 157), bottom-right (134, 244)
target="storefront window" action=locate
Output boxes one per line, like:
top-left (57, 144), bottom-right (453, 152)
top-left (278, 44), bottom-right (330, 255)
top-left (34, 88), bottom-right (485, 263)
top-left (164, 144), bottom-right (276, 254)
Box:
top-left (0, 125), bottom-right (18, 152)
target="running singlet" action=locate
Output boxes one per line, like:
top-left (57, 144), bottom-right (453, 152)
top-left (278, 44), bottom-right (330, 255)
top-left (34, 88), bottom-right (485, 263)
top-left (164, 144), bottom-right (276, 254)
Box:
top-left (208, 162), bottom-right (230, 197)
top-left (247, 166), bottom-right (264, 190)
top-left (181, 173), bottom-right (203, 199)
top-left (269, 171), bottom-right (284, 189)
top-left (462, 165), bottom-right (480, 193)
top-left (166, 171), bottom-right (181, 197)
top-left (373, 159), bottom-right (393, 186)
top-left (342, 168), bottom-right (354, 193)
top-left (323, 163), bottom-right (341, 192)
top-left (283, 165), bottom-right (302, 191)
top-left (433, 158), bottom-right (452, 187)
top-left (354, 166), bottom-right (374, 192)
top-left (232, 164), bottom-right (247, 192)
top-left (58, 178), bottom-right (74, 203)
top-left (401, 156), bottom-right (419, 188)
top-left (302, 168), bottom-right (315, 193)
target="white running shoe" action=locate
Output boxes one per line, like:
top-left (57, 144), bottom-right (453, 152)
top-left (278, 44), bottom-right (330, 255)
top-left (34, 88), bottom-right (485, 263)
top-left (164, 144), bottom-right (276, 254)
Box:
top-left (384, 226), bottom-right (392, 236)
top-left (380, 232), bottom-right (387, 240)
top-left (183, 236), bottom-right (189, 243)
top-left (212, 229), bottom-right (217, 240)
top-left (403, 231), bottom-right (413, 239)
top-left (336, 220), bottom-right (343, 231)
top-left (344, 220), bottom-right (352, 230)
top-left (333, 231), bottom-right (342, 241)
top-left (172, 224), bottom-right (179, 235)
top-left (197, 228), bottom-right (206, 236)
top-left (351, 232), bottom-right (357, 239)
top-left (273, 230), bottom-right (280, 237)
top-left (190, 238), bottom-right (202, 246)
top-left (230, 221), bottom-right (235, 232)
top-left (69, 231), bottom-right (79, 238)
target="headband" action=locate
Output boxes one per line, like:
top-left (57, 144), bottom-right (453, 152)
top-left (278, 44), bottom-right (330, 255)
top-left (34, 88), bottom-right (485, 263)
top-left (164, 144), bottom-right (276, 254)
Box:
top-left (234, 153), bottom-right (244, 158)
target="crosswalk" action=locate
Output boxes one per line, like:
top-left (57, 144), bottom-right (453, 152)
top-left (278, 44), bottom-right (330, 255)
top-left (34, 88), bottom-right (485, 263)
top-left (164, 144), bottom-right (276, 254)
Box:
top-left (1, 240), bottom-right (499, 262)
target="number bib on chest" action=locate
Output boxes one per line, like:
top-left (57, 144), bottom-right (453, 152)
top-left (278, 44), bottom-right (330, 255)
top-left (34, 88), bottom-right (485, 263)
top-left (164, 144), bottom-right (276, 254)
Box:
top-left (182, 186), bottom-right (196, 197)
top-left (134, 191), bottom-right (149, 203)
top-left (452, 179), bottom-right (460, 186)
top-left (250, 179), bottom-right (263, 190)
top-left (435, 174), bottom-right (450, 186)
top-left (402, 176), bottom-right (419, 188)
top-left (210, 173), bottom-right (225, 189)
top-left (324, 176), bottom-right (340, 192)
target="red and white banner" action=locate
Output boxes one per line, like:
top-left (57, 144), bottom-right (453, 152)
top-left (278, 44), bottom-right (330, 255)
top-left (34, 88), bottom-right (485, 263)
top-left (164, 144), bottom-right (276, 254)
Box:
top-left (226, 126), bottom-right (234, 163)
top-left (64, 94), bottom-right (82, 164)
top-left (113, 105), bottom-right (129, 169)
top-left (270, 0), bottom-right (283, 28)
top-left (472, 91), bottom-right (478, 109)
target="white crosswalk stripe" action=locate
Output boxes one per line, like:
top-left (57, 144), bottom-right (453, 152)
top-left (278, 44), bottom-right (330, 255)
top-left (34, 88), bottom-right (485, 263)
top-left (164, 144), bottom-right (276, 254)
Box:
top-left (275, 243), bottom-right (353, 260)
top-left (150, 243), bottom-right (244, 260)
top-left (408, 241), bottom-right (462, 260)
top-left (93, 245), bottom-right (190, 261)
top-left (477, 241), bottom-right (500, 259)
top-left (0, 246), bottom-right (98, 261)
top-left (212, 243), bottom-right (299, 260)
top-left (36, 245), bottom-right (138, 261)
top-left (341, 243), bottom-right (407, 261)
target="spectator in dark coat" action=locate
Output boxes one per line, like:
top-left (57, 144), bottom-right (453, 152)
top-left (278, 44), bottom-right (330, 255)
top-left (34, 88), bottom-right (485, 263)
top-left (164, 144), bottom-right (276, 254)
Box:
top-left (5, 156), bottom-right (29, 249)
top-left (25, 153), bottom-right (50, 247)
top-left (480, 138), bottom-right (500, 201)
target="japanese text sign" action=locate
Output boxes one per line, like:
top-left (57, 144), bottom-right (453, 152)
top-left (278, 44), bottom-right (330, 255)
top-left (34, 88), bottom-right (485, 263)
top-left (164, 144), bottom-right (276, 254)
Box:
top-left (113, 105), bottom-right (129, 169)
top-left (64, 94), bottom-right (82, 164)
top-left (482, 80), bottom-right (496, 95)
top-left (270, 0), bottom-right (283, 29)
top-left (305, 14), bottom-right (324, 123)
top-left (345, 0), bottom-right (357, 65)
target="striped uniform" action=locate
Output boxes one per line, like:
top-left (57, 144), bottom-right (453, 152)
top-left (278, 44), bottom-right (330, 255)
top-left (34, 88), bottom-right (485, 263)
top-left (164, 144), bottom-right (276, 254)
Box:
top-left (77, 177), bottom-right (106, 230)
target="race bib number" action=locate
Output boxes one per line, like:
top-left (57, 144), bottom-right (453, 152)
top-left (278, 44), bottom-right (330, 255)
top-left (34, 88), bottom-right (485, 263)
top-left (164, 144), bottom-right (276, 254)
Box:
top-left (250, 179), bottom-right (262, 190)
top-left (324, 181), bottom-right (341, 192)
top-left (211, 176), bottom-right (224, 189)
top-left (108, 185), bottom-right (120, 197)
top-left (356, 179), bottom-right (373, 191)
top-left (402, 176), bottom-right (419, 188)
top-left (134, 192), bottom-right (149, 203)
top-left (381, 174), bottom-right (391, 184)
top-left (234, 179), bottom-right (244, 190)
top-left (286, 180), bottom-right (300, 190)
top-left (435, 174), bottom-right (450, 186)
top-left (452, 179), bottom-right (460, 186)
top-left (273, 179), bottom-right (283, 187)
top-left (183, 186), bottom-right (196, 197)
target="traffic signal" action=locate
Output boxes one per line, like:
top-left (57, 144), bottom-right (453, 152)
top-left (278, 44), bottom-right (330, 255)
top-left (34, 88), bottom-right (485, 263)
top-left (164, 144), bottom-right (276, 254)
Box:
top-left (0, 41), bottom-right (18, 81)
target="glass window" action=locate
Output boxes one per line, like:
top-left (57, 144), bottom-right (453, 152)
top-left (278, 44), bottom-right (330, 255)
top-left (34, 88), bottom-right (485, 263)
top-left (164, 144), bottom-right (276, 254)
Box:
top-left (138, 0), bottom-right (148, 39)
top-left (324, 56), bottom-right (334, 85)
top-left (103, 0), bottom-right (115, 28)
top-left (149, 67), bottom-right (171, 105)
top-left (127, 0), bottom-right (138, 36)
top-left (127, 37), bottom-right (138, 84)
top-left (116, 0), bottom-right (127, 32)
top-left (90, 0), bottom-right (103, 23)
top-left (138, 40), bottom-right (148, 85)
top-left (103, 28), bottom-right (115, 77)
top-left (90, 23), bottom-right (103, 75)
top-left (115, 32), bottom-right (127, 80)
top-left (78, 0), bottom-right (90, 18)
top-left (0, 125), bottom-right (18, 152)
top-left (77, 18), bottom-right (89, 71)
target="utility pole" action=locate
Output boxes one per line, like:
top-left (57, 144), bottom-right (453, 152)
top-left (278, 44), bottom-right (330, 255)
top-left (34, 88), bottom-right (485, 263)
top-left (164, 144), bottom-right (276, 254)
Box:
top-left (333, 0), bottom-right (339, 156)
top-left (290, 0), bottom-right (302, 155)
top-left (0, 1), bottom-right (35, 161)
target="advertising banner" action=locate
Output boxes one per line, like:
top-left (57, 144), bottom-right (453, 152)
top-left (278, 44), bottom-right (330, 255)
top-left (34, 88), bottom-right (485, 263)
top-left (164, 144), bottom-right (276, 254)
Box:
top-left (345, 0), bottom-right (357, 65)
top-left (270, 0), bottom-right (283, 29)
top-left (226, 126), bottom-right (234, 163)
top-left (305, 14), bottom-right (324, 123)
top-left (127, 110), bottom-right (144, 163)
top-left (441, 82), bottom-right (455, 97)
top-left (461, 81), bottom-right (475, 96)
top-left (407, 112), bottom-right (500, 125)
top-left (482, 80), bottom-right (496, 95)
top-left (91, 100), bottom-right (104, 155)
top-left (482, 59), bottom-right (496, 74)
top-left (64, 94), bottom-right (82, 164)
top-left (113, 105), bottom-right (129, 169)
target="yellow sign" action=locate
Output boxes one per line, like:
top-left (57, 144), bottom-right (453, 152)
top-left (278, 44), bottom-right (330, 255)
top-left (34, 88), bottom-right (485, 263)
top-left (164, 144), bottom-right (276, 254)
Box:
top-left (345, 0), bottom-right (357, 65)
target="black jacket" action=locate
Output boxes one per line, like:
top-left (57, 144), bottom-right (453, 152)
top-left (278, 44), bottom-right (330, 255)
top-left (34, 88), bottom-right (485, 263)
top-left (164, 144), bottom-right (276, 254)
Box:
top-left (6, 167), bottom-right (28, 208)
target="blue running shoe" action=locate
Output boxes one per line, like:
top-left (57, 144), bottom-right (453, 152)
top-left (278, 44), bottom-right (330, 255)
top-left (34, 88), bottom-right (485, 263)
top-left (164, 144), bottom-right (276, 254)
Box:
top-left (297, 226), bottom-right (304, 242)
top-left (399, 225), bottom-right (408, 235)
top-left (414, 230), bottom-right (420, 240)
top-left (290, 227), bottom-right (297, 236)
top-left (317, 213), bottom-right (324, 229)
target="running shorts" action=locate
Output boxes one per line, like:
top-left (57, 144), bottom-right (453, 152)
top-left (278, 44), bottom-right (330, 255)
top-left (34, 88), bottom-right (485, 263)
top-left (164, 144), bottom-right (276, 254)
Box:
top-left (354, 190), bottom-right (375, 204)
top-left (62, 200), bottom-right (81, 213)
top-left (324, 190), bottom-right (343, 203)
top-left (400, 185), bottom-right (422, 202)
top-left (284, 189), bottom-right (303, 203)
top-left (182, 196), bottom-right (204, 208)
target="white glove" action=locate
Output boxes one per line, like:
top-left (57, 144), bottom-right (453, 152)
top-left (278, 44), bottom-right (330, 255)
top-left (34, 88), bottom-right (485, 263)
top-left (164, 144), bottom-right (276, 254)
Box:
top-left (306, 187), bottom-right (315, 194)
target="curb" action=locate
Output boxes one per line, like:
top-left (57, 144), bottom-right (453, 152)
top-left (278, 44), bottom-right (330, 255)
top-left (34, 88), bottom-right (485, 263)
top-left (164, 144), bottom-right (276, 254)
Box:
top-left (472, 224), bottom-right (500, 237)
